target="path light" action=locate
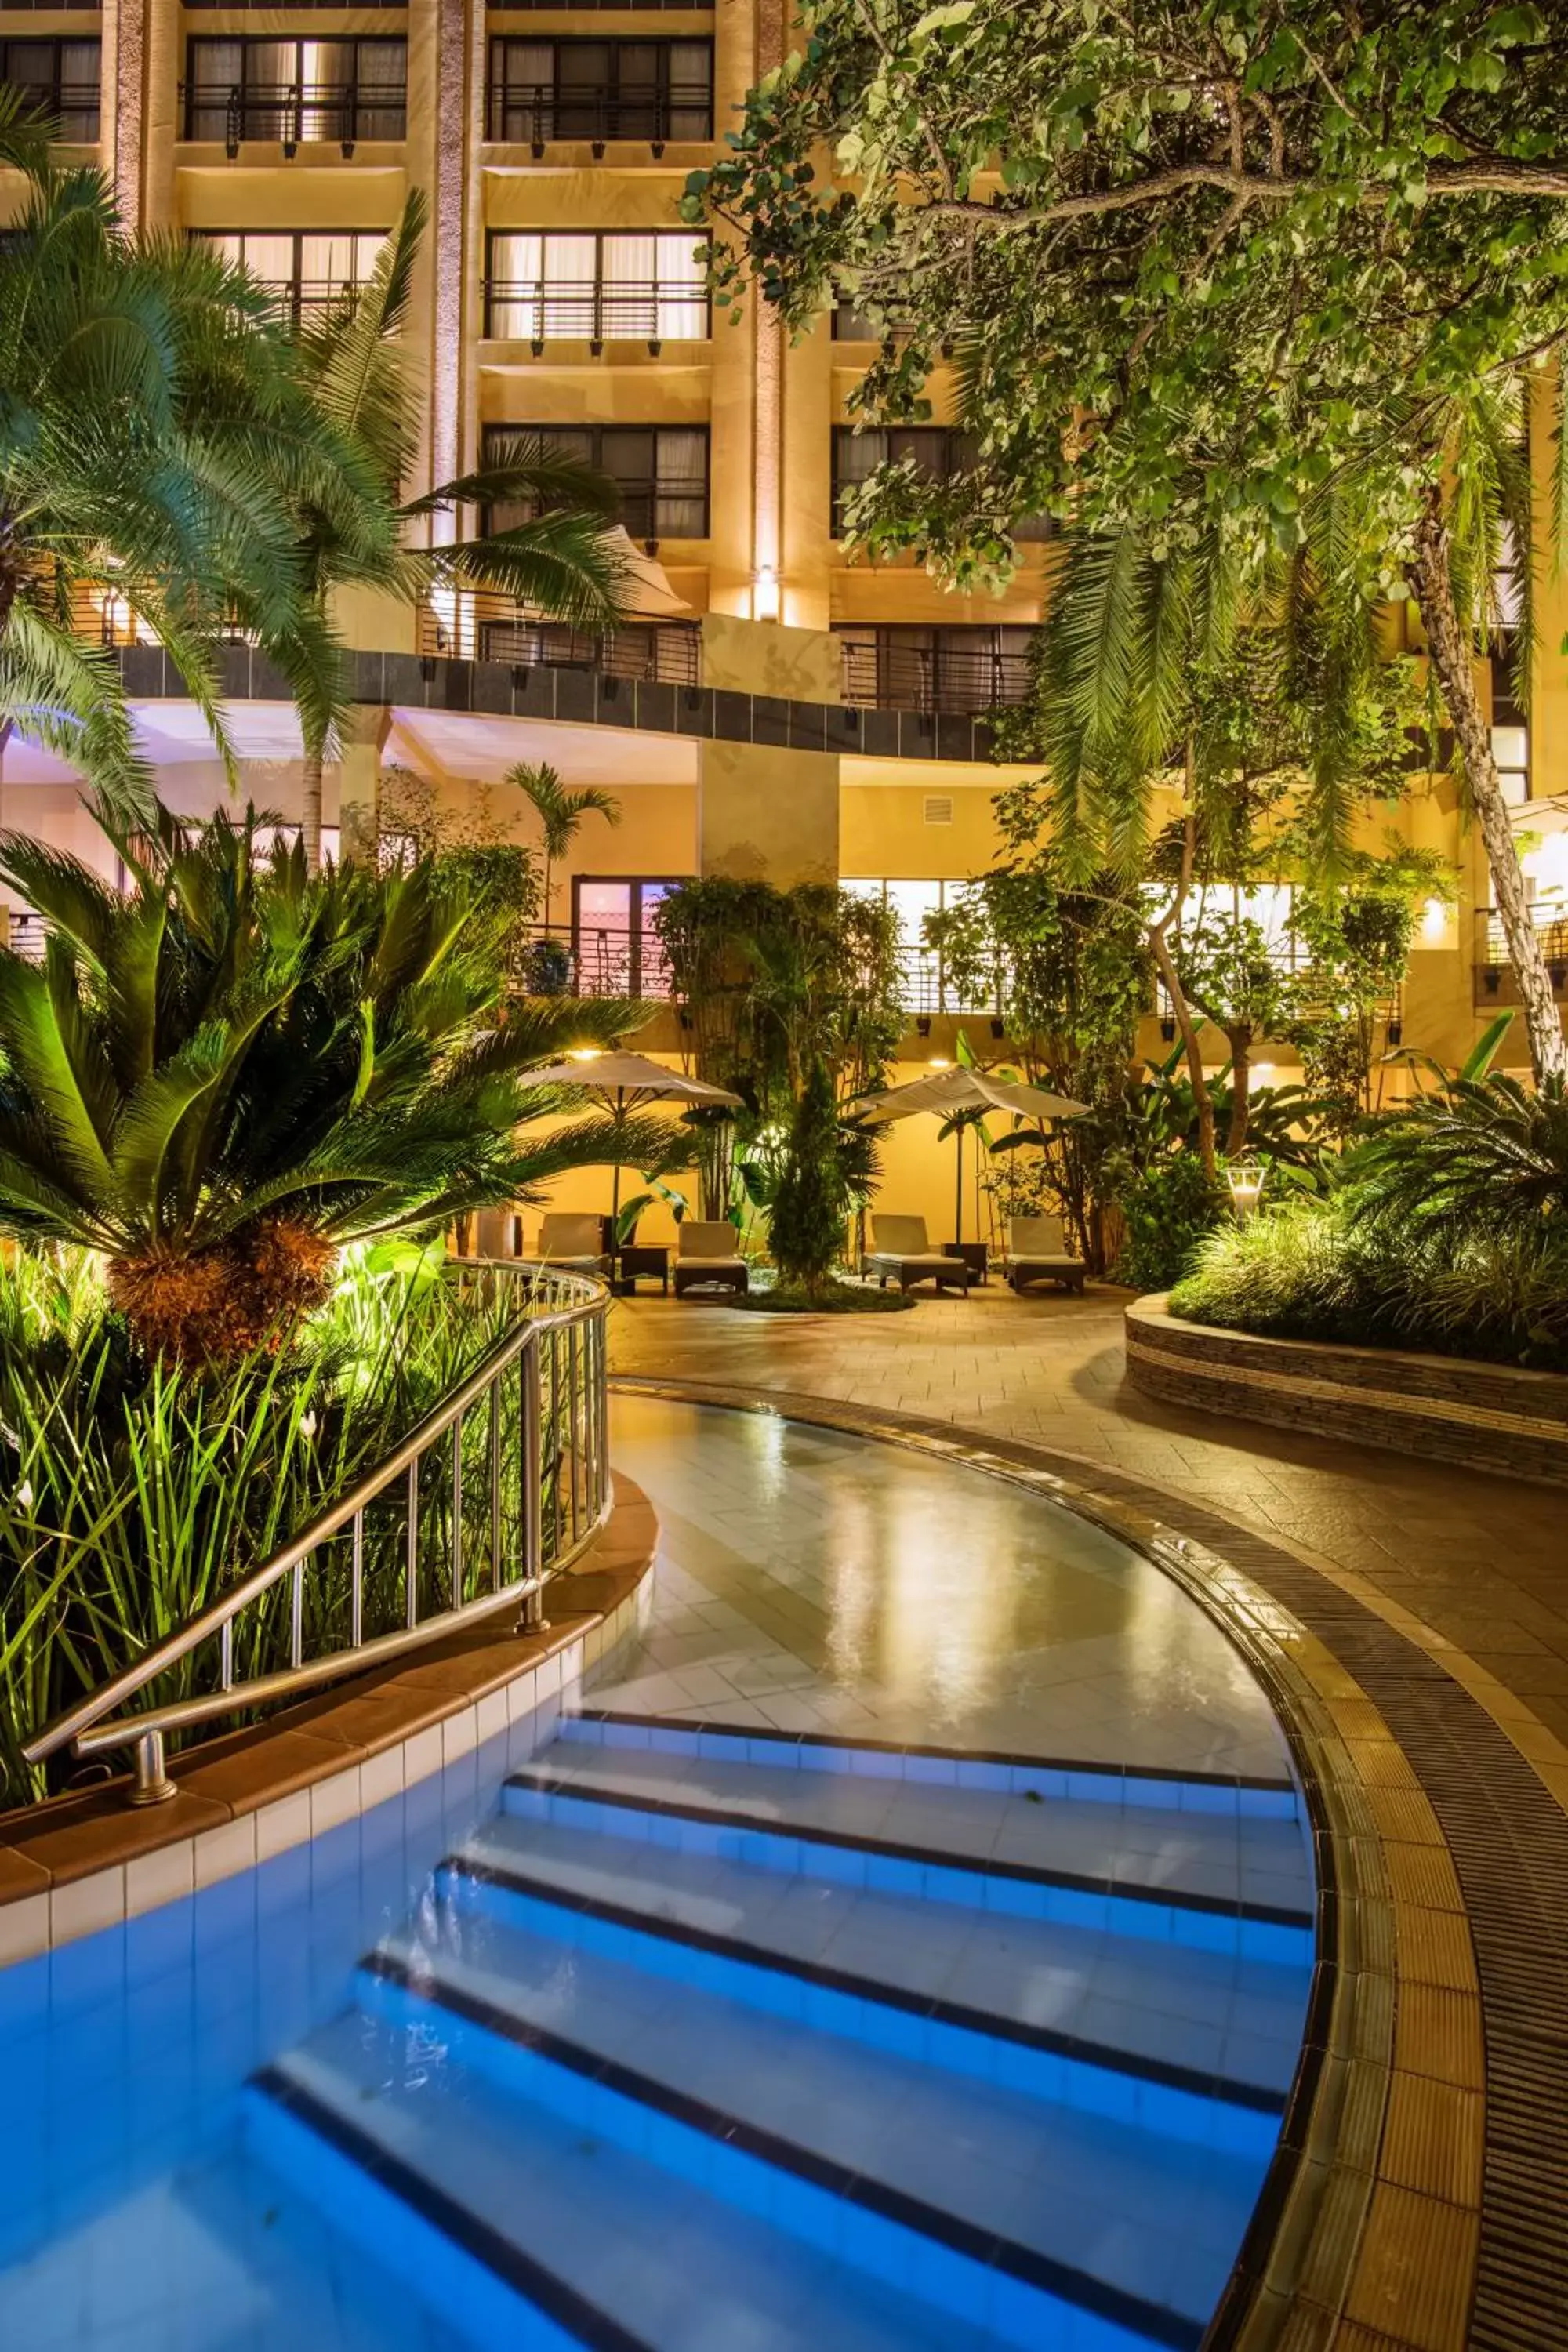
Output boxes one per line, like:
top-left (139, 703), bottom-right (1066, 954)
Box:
top-left (568, 1047), bottom-right (602, 1062)
top-left (1227, 1160), bottom-right (1265, 1220)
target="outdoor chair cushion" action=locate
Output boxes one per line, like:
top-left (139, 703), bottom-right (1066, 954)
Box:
top-left (535, 1213), bottom-right (608, 1268)
top-left (871, 1214), bottom-right (933, 1257)
top-left (677, 1221), bottom-right (744, 1261)
top-left (1007, 1214), bottom-right (1086, 1289)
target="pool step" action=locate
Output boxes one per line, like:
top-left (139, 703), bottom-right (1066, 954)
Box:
top-left (357, 1901), bottom-right (1265, 2337)
top-left (448, 1811), bottom-right (1308, 2118)
top-left (503, 1731), bottom-right (1315, 1964)
top-left (246, 2017), bottom-right (1019, 2352)
top-left (245, 1721), bottom-right (1312, 2350)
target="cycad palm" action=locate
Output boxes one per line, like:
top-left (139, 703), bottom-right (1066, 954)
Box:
top-left (0, 103), bottom-right (364, 821)
top-left (0, 802), bottom-right (665, 1359)
top-left (504, 760), bottom-right (622, 926)
top-left (286, 191), bottom-right (628, 869)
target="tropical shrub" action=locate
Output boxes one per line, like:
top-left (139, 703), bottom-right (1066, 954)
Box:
top-left (1171, 1197), bottom-right (1568, 1374)
top-left (1106, 1150), bottom-right (1229, 1293)
top-left (1347, 1075), bottom-right (1568, 1248)
top-left (0, 803), bottom-right (659, 1359)
top-left (0, 1242), bottom-right (557, 1806)
top-left (768, 1057), bottom-right (851, 1297)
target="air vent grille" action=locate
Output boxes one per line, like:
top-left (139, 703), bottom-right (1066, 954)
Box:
top-left (923, 795), bottom-right (954, 825)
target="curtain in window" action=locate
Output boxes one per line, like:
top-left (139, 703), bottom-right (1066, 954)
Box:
top-left (652, 234), bottom-right (707, 340)
top-left (186, 39), bottom-right (241, 138)
top-left (652, 428), bottom-right (708, 538)
top-left (540, 234), bottom-right (598, 338)
top-left (488, 233), bottom-right (544, 340)
top-left (352, 41), bottom-right (407, 139)
top-left (667, 42), bottom-right (712, 139)
top-left (492, 40), bottom-right (552, 140)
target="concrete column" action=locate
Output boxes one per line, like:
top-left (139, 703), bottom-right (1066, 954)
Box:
top-left (109, 0), bottom-right (147, 230)
top-left (426, 0), bottom-right (473, 528)
top-left (339, 706), bottom-right (393, 865)
top-left (699, 740), bottom-right (840, 885)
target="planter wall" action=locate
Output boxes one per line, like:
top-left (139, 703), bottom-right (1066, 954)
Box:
top-left (1125, 1296), bottom-right (1568, 1487)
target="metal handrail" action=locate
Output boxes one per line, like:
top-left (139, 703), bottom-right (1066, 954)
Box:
top-left (416, 597), bottom-right (702, 684)
top-left (485, 81), bottom-right (713, 147)
top-left (21, 1257), bottom-right (612, 1803)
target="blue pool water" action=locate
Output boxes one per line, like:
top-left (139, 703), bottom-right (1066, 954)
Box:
top-left (0, 1407), bottom-right (1316, 2351)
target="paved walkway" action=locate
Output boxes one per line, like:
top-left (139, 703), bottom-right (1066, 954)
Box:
top-left (608, 1286), bottom-right (1568, 1798)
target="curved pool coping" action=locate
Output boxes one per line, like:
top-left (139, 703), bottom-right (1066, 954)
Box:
top-left (0, 1472), bottom-right (659, 1965)
top-left (609, 1374), bottom-right (1507, 2352)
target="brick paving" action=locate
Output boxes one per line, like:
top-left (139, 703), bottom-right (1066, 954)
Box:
top-left (607, 1284), bottom-right (1568, 1777)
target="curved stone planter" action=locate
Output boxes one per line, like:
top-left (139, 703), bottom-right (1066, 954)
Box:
top-left (0, 1472), bottom-right (658, 1963)
top-left (1126, 1295), bottom-right (1568, 1487)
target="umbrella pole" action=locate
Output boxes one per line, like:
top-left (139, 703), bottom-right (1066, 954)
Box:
top-left (954, 1122), bottom-right (963, 1246)
top-left (611, 1088), bottom-right (623, 1241)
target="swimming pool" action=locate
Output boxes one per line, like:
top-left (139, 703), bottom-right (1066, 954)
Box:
top-left (0, 1400), bottom-right (1316, 2351)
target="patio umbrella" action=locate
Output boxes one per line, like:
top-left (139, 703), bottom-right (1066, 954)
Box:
top-left (527, 1050), bottom-right (742, 1229)
top-left (860, 1066), bottom-right (1087, 1246)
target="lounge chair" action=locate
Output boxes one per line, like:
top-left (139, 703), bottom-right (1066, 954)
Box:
top-left (535, 1212), bottom-right (610, 1275)
top-left (1007, 1214), bottom-right (1087, 1294)
top-left (866, 1215), bottom-right (975, 1295)
top-left (470, 1206), bottom-right (521, 1259)
top-left (673, 1221), bottom-right (750, 1298)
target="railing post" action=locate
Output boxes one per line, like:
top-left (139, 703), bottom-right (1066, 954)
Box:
top-left (521, 1334), bottom-right (546, 1631)
top-left (129, 1730), bottom-right (176, 1807)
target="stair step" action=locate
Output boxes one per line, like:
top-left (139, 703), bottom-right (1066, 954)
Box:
top-left (563, 1711), bottom-right (1302, 1819)
top-left (249, 2013), bottom-right (1134, 2352)
top-left (505, 1743), bottom-right (1314, 1965)
top-left (358, 1927), bottom-right (1241, 2347)
top-left (446, 1816), bottom-right (1306, 2130)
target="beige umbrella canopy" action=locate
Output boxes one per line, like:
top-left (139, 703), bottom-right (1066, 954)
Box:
top-left (531, 1050), bottom-right (742, 1226)
top-left (860, 1065), bottom-right (1087, 1246)
top-left (605, 528), bottom-right (693, 619)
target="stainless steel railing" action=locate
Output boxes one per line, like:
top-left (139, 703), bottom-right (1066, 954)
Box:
top-left (21, 1258), bottom-right (612, 1805)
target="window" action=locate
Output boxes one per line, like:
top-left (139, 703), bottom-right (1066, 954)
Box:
top-left (830, 427), bottom-right (1052, 542)
top-left (183, 38), bottom-right (407, 147)
top-left (485, 230), bottom-right (709, 345)
top-left (482, 423), bottom-right (710, 542)
top-left (190, 229), bottom-right (388, 324)
top-left (0, 39), bottom-right (100, 140)
top-left (487, 39), bottom-right (712, 145)
top-left (1492, 672), bottom-right (1530, 808)
top-left (572, 878), bottom-right (683, 999)
top-left (843, 880), bottom-right (991, 1014)
top-left (837, 626), bottom-right (1035, 713)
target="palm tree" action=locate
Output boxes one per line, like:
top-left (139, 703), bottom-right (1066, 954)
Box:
top-left (284, 191), bottom-right (629, 871)
top-left (0, 104), bottom-right (359, 825)
top-left (0, 803), bottom-right (669, 1360)
top-left (505, 760), bottom-right (622, 930)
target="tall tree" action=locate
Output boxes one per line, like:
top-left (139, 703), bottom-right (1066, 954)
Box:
top-left (0, 100), bottom-right (357, 822)
top-left (285, 191), bottom-right (629, 870)
top-left (690, 0), bottom-right (1568, 1078)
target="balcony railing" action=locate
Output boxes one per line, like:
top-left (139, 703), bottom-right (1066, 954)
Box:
top-left (482, 274), bottom-right (710, 347)
top-left (250, 277), bottom-right (381, 326)
top-left (1475, 906), bottom-right (1568, 996)
top-left (182, 81), bottom-right (407, 152)
top-left (417, 594), bottom-right (702, 686)
top-left (839, 641), bottom-right (1033, 716)
top-left (8, 78), bottom-right (100, 140)
top-left (515, 924), bottom-right (673, 1000)
top-left (485, 82), bottom-right (712, 149)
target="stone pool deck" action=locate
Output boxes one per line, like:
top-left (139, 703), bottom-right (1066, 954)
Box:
top-left (608, 1282), bottom-right (1568, 2352)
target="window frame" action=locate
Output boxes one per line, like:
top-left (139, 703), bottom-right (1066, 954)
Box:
top-left (0, 36), bottom-right (101, 140)
top-left (481, 422), bottom-right (711, 543)
top-left (482, 228), bottom-right (711, 347)
top-left (485, 36), bottom-right (713, 145)
top-left (571, 875), bottom-right (688, 1000)
top-left (183, 36), bottom-right (408, 147)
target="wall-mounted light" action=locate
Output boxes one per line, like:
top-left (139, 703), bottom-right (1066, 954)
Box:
top-left (753, 564), bottom-right (780, 622)
top-left (1159, 1015), bottom-right (1177, 1044)
top-left (927, 1055), bottom-right (952, 1070)
top-left (1421, 896), bottom-right (1449, 943)
top-left (915, 1014), bottom-right (931, 1038)
top-left (989, 1017), bottom-right (1005, 1040)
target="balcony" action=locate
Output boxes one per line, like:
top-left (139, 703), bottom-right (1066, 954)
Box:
top-left (416, 594), bottom-right (701, 686)
top-left (1475, 906), bottom-right (1568, 1001)
top-left (838, 638), bottom-right (1032, 717)
top-left (181, 82), bottom-right (407, 154)
top-left (485, 82), bottom-right (712, 153)
top-left (482, 274), bottom-right (710, 350)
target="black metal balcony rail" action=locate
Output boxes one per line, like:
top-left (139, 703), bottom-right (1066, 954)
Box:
top-left (482, 274), bottom-right (711, 348)
top-left (488, 471), bottom-right (710, 545)
top-left (517, 923), bottom-right (674, 1001)
top-left (416, 593), bottom-right (702, 687)
top-left (248, 275), bottom-right (383, 326)
top-left (3, 76), bottom-right (100, 140)
top-left (64, 583), bottom-right (256, 650)
top-left (181, 80), bottom-right (407, 153)
top-left (1475, 906), bottom-right (1568, 995)
top-left (485, 81), bottom-right (713, 150)
top-left (839, 640), bottom-right (1033, 716)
